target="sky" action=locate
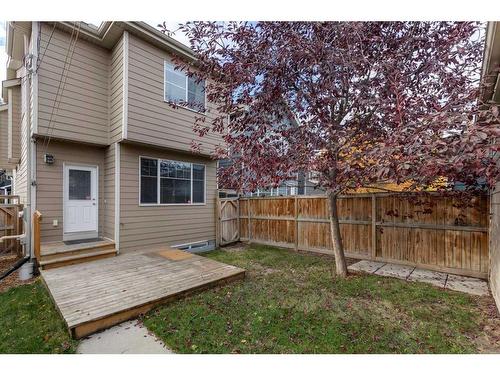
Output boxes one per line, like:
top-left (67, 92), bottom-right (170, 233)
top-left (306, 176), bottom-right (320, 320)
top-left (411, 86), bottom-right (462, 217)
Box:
top-left (0, 21), bottom-right (189, 101)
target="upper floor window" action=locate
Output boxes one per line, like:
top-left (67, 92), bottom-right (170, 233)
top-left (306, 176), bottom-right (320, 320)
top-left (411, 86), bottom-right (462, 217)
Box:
top-left (164, 62), bottom-right (205, 112)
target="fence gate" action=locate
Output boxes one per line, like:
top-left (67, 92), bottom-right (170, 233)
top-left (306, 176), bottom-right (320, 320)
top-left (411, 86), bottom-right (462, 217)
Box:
top-left (0, 195), bottom-right (23, 255)
top-left (217, 198), bottom-right (240, 246)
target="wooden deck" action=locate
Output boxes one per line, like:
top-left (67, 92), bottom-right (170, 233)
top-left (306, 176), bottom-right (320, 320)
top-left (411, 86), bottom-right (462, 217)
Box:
top-left (39, 239), bottom-right (117, 269)
top-left (41, 247), bottom-right (245, 338)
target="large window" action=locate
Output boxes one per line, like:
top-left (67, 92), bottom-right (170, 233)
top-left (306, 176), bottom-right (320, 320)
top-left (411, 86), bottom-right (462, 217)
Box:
top-left (140, 157), bottom-right (205, 205)
top-left (164, 62), bottom-right (205, 112)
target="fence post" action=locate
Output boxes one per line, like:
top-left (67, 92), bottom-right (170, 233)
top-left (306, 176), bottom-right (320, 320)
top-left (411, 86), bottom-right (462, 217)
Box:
top-left (14, 205), bottom-right (20, 255)
top-left (33, 211), bottom-right (42, 262)
top-left (215, 197), bottom-right (220, 248)
top-left (371, 194), bottom-right (377, 259)
top-left (294, 195), bottom-right (298, 251)
top-left (236, 198), bottom-right (240, 242)
top-left (248, 198), bottom-right (252, 242)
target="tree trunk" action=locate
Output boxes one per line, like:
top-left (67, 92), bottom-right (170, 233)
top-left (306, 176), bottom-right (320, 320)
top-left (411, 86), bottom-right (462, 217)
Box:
top-left (327, 190), bottom-right (348, 277)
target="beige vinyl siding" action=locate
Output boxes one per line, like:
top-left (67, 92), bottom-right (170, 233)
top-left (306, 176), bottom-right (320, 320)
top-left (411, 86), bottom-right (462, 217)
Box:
top-left (15, 79), bottom-right (30, 204)
top-left (8, 86), bottom-right (22, 162)
top-left (0, 109), bottom-right (11, 169)
top-left (491, 183), bottom-right (500, 311)
top-left (36, 140), bottom-right (105, 243)
top-left (126, 34), bottom-right (224, 155)
top-left (109, 35), bottom-right (124, 143)
top-left (119, 142), bottom-right (217, 252)
top-left (37, 24), bottom-right (110, 145)
top-left (103, 143), bottom-right (116, 239)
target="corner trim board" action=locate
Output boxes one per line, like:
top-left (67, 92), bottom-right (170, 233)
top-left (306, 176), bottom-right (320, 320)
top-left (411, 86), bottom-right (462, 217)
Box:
top-left (122, 31), bottom-right (129, 140)
top-left (31, 21), bottom-right (39, 135)
top-left (114, 143), bottom-right (121, 252)
top-left (7, 89), bottom-right (12, 159)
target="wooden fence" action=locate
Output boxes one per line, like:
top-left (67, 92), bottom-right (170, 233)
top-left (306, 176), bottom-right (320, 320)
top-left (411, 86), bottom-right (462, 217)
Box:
top-left (233, 194), bottom-right (489, 279)
top-left (0, 195), bottom-right (23, 255)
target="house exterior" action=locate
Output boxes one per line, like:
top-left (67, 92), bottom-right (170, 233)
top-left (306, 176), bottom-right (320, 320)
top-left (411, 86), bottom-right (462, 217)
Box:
top-left (483, 21), bottom-right (500, 312)
top-left (0, 21), bottom-right (225, 259)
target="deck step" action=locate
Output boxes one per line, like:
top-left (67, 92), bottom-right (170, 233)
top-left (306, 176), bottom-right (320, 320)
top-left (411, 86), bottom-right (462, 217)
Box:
top-left (41, 241), bottom-right (115, 261)
top-left (39, 247), bottom-right (117, 270)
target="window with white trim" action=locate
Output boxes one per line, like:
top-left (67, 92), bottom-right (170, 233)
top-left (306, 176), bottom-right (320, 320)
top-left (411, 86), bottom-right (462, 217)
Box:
top-left (164, 62), bottom-right (205, 111)
top-left (140, 157), bottom-right (205, 205)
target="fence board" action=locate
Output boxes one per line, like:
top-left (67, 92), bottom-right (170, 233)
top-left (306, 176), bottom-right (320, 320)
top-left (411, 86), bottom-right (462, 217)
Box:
top-left (0, 195), bottom-right (23, 255)
top-left (234, 193), bottom-right (489, 279)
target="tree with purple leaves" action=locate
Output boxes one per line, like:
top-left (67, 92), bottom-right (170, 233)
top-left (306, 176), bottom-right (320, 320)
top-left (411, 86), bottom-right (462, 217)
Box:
top-left (160, 21), bottom-right (500, 277)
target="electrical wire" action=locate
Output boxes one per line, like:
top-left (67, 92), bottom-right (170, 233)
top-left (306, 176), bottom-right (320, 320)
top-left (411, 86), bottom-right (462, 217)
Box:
top-left (41, 22), bottom-right (81, 154)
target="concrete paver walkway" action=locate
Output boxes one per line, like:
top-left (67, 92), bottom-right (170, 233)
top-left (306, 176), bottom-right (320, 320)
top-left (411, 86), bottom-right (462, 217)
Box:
top-left (348, 260), bottom-right (489, 296)
top-left (77, 320), bottom-right (172, 354)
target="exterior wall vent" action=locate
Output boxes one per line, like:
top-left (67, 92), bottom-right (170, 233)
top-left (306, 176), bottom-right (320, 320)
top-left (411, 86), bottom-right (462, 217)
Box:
top-left (175, 240), bottom-right (215, 253)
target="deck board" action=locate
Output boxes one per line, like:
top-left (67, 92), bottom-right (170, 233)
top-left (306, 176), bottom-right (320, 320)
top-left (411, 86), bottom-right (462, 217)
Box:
top-left (41, 248), bottom-right (245, 337)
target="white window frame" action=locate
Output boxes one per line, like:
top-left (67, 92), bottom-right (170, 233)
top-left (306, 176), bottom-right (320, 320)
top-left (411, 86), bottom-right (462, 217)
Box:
top-left (139, 156), bottom-right (206, 206)
top-left (164, 61), bottom-right (206, 114)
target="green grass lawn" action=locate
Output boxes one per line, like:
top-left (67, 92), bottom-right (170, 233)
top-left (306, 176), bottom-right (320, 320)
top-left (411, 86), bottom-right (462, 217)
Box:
top-left (0, 280), bottom-right (77, 353)
top-left (143, 244), bottom-right (491, 354)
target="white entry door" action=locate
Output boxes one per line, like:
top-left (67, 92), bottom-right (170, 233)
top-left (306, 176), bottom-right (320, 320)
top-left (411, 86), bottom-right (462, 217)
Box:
top-left (63, 164), bottom-right (98, 240)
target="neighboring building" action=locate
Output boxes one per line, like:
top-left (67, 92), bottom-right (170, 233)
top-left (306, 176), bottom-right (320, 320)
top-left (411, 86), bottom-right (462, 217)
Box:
top-left (244, 172), bottom-right (324, 197)
top-left (217, 156), bottom-right (324, 197)
top-left (0, 170), bottom-right (12, 195)
top-left (0, 21), bottom-right (225, 258)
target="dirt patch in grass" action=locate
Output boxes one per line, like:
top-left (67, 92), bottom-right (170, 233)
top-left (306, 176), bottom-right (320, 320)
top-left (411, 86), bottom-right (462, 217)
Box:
top-left (219, 243), bottom-right (248, 253)
top-left (143, 243), bottom-right (500, 354)
top-left (472, 296), bottom-right (500, 353)
top-left (0, 254), bottom-right (34, 293)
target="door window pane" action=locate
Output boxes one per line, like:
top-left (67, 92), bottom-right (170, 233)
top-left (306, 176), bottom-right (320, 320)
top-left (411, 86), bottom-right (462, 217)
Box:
top-left (69, 169), bottom-right (91, 200)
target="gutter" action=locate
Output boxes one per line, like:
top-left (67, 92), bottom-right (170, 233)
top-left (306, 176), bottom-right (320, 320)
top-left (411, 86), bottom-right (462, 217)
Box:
top-left (2, 78), bottom-right (21, 102)
top-left (56, 21), bottom-right (197, 62)
top-left (482, 22), bottom-right (500, 103)
top-left (125, 22), bottom-right (196, 61)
